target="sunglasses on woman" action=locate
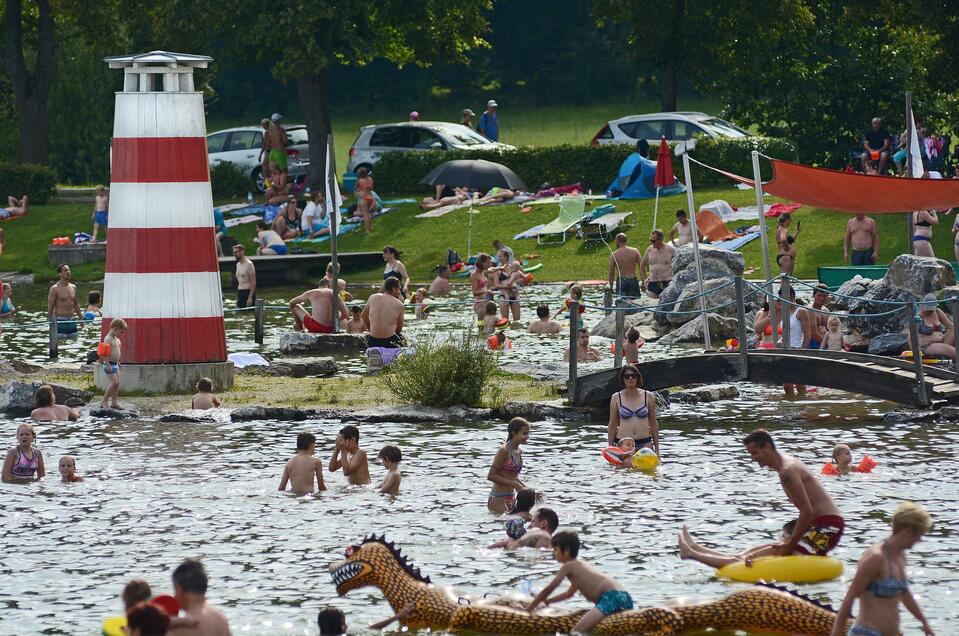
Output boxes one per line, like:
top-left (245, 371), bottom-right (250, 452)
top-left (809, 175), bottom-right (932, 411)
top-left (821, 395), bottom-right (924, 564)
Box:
top-left (622, 373), bottom-right (638, 379)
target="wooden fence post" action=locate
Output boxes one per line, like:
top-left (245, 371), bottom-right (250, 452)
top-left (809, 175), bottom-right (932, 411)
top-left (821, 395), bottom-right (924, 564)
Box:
top-left (735, 276), bottom-right (748, 380)
top-left (781, 276), bottom-right (791, 350)
top-left (48, 313), bottom-right (58, 360)
top-left (568, 301), bottom-right (579, 403)
top-left (254, 298), bottom-right (265, 345)
top-left (603, 287), bottom-right (613, 317)
top-left (950, 297), bottom-right (959, 376)
top-left (614, 298), bottom-right (625, 368)
top-left (907, 303), bottom-right (928, 406)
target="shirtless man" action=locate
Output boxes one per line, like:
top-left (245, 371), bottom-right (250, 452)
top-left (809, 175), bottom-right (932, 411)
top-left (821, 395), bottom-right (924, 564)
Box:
top-left (428, 265), bottom-right (452, 296)
top-left (807, 286), bottom-right (830, 349)
top-left (564, 328), bottom-right (602, 362)
top-left (0, 195), bottom-right (29, 221)
top-left (262, 113), bottom-right (289, 175)
top-left (844, 212), bottom-right (879, 265)
top-left (362, 277), bottom-right (405, 348)
top-left (233, 244), bottom-right (257, 308)
top-left (289, 279), bottom-right (348, 333)
top-left (529, 304), bottom-right (562, 334)
top-left (30, 385), bottom-right (80, 422)
top-left (669, 209), bottom-right (693, 246)
top-left (679, 429), bottom-right (844, 569)
top-left (608, 233), bottom-right (642, 298)
top-left (640, 230), bottom-right (675, 299)
top-left (47, 264), bottom-right (85, 338)
top-left (487, 508), bottom-right (559, 549)
top-left (168, 559), bottom-right (231, 636)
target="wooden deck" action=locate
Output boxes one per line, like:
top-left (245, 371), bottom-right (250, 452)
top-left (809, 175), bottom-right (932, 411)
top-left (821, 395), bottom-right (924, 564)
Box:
top-left (218, 251), bottom-right (382, 286)
top-left (567, 349), bottom-right (959, 408)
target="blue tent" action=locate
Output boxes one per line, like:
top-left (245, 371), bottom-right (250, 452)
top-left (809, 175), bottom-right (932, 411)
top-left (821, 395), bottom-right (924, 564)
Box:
top-left (605, 153), bottom-right (686, 199)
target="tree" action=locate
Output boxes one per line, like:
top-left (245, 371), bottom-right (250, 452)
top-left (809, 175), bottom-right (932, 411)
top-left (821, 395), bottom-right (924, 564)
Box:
top-left (4, 0), bottom-right (55, 163)
top-left (229, 0), bottom-right (491, 188)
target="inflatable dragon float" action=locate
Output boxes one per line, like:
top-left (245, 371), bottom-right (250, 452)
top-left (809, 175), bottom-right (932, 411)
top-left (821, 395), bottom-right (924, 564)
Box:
top-left (330, 535), bottom-right (854, 635)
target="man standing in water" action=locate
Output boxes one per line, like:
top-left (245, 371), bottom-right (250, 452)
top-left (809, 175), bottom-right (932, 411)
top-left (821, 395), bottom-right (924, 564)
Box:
top-left (47, 264), bottom-right (85, 337)
top-left (678, 429), bottom-right (844, 568)
top-left (608, 233), bottom-right (642, 299)
top-left (640, 230), bottom-right (675, 299)
top-left (844, 212), bottom-right (879, 265)
top-left (233, 244), bottom-right (257, 309)
top-left (362, 277), bottom-right (405, 348)
top-left (168, 559), bottom-right (231, 635)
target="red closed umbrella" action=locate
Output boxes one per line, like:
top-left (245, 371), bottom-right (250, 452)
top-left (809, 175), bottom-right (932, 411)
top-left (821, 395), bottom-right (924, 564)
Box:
top-left (654, 136), bottom-right (676, 188)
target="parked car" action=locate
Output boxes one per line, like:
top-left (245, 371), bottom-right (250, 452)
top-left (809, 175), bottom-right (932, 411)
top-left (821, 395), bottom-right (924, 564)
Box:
top-left (347, 122), bottom-right (514, 174)
top-left (591, 112), bottom-right (751, 147)
top-left (207, 125), bottom-right (310, 192)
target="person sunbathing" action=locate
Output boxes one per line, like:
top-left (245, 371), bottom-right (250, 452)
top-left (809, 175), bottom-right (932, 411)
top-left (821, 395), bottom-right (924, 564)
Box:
top-left (476, 187), bottom-right (516, 204)
top-left (420, 187), bottom-right (475, 210)
top-left (0, 195), bottom-right (29, 221)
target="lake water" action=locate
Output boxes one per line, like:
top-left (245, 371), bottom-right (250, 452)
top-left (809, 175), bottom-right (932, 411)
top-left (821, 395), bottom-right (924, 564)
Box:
top-left (1, 283), bottom-right (957, 634)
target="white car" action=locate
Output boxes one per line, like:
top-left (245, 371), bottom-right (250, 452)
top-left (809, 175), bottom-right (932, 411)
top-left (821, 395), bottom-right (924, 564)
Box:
top-left (591, 112), bottom-right (751, 147)
top-left (207, 125), bottom-right (310, 191)
top-left (347, 122), bottom-right (514, 174)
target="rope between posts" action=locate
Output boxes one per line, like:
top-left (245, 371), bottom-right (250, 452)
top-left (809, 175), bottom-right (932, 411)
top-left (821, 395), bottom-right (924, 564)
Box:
top-left (744, 279), bottom-right (910, 319)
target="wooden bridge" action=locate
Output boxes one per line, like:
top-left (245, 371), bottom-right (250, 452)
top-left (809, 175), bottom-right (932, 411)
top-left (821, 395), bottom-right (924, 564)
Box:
top-left (566, 349), bottom-right (959, 408)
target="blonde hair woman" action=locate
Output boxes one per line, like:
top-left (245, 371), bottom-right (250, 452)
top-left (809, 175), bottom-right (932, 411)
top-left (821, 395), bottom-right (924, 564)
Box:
top-left (831, 502), bottom-right (935, 636)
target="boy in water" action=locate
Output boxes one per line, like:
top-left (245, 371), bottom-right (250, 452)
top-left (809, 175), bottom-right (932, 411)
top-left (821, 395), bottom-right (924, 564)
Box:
top-left (623, 327), bottom-right (643, 364)
top-left (59, 455), bottom-right (84, 482)
top-left (346, 306), bottom-right (366, 334)
top-left (191, 378), bottom-right (220, 410)
top-left (329, 425), bottom-right (371, 485)
top-left (99, 317), bottom-right (127, 409)
top-left (378, 445), bottom-right (402, 495)
top-left (488, 508), bottom-right (559, 550)
top-left (122, 579), bottom-right (153, 611)
top-left (525, 530), bottom-right (633, 633)
top-left (279, 432), bottom-right (327, 494)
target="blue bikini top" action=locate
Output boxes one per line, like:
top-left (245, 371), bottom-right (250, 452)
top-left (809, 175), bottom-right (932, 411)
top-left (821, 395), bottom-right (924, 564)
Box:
top-left (617, 391), bottom-right (648, 419)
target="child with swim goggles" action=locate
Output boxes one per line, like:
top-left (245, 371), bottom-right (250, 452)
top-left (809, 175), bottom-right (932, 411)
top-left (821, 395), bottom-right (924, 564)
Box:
top-left (99, 317), bottom-right (127, 409)
top-left (2, 423), bottom-right (45, 483)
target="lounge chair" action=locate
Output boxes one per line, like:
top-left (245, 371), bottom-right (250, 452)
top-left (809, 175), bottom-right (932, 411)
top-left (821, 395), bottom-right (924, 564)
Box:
top-left (536, 195), bottom-right (587, 244)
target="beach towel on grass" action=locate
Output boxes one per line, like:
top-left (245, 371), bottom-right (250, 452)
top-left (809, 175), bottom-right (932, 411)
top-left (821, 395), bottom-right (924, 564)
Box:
top-left (416, 201), bottom-right (473, 218)
top-left (290, 223), bottom-right (360, 243)
top-left (713, 232), bottom-right (760, 251)
top-left (225, 203), bottom-right (266, 216)
top-left (224, 214), bottom-right (261, 228)
top-left (227, 352), bottom-right (270, 368)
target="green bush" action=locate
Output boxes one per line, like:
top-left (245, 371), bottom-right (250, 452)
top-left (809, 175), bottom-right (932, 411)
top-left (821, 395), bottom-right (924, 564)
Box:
top-left (369, 136), bottom-right (795, 193)
top-left (0, 162), bottom-right (58, 203)
top-left (382, 331), bottom-right (501, 407)
top-left (210, 161), bottom-right (252, 200)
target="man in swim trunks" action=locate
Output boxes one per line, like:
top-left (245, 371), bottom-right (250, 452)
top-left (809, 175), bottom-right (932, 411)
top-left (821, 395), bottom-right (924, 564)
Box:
top-left (290, 279), bottom-right (348, 333)
top-left (844, 212), bottom-right (879, 265)
top-left (608, 233), bottom-right (642, 298)
top-left (807, 286), bottom-right (830, 349)
top-left (362, 277), bottom-right (406, 348)
top-left (233, 244), bottom-right (257, 308)
top-left (678, 429), bottom-right (844, 569)
top-left (640, 230), bottom-right (675, 298)
top-left (0, 194), bottom-right (29, 220)
top-left (262, 113), bottom-right (289, 174)
top-left (169, 558), bottom-right (231, 635)
top-left (47, 263), bottom-right (85, 337)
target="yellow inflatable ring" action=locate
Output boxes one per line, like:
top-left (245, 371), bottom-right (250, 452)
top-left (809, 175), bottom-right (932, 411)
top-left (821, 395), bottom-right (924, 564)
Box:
top-left (716, 555), bottom-right (843, 583)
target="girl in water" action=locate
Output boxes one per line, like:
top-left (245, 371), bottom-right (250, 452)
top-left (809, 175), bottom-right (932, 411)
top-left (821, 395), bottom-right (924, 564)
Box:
top-left (2, 423), bottom-right (45, 483)
top-left (831, 501), bottom-right (935, 636)
top-left (487, 417), bottom-right (531, 513)
top-left (471, 253), bottom-right (494, 320)
top-left (607, 365), bottom-right (660, 457)
top-left (382, 246), bottom-right (409, 298)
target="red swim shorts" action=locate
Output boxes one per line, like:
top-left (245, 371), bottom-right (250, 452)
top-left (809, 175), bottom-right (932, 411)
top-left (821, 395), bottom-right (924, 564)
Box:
top-left (793, 515), bottom-right (845, 555)
top-left (302, 314), bottom-right (334, 334)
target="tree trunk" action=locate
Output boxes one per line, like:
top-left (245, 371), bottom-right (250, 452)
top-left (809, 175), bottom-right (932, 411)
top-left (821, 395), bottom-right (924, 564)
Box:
top-left (660, 57), bottom-right (678, 112)
top-left (4, 0), bottom-right (56, 164)
top-left (660, 0), bottom-right (684, 112)
top-left (297, 67), bottom-right (333, 191)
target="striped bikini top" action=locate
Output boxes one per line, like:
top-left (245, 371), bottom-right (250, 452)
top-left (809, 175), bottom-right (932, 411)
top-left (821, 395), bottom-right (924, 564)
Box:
top-left (617, 391), bottom-right (649, 419)
top-left (502, 445), bottom-right (522, 475)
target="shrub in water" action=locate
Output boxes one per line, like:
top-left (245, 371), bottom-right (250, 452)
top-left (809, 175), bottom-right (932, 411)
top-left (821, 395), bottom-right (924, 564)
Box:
top-left (382, 331), bottom-right (499, 407)
top-left (210, 161), bottom-right (252, 200)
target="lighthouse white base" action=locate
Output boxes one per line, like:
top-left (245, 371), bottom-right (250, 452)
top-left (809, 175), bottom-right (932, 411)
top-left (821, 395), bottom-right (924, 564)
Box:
top-left (94, 361), bottom-right (234, 394)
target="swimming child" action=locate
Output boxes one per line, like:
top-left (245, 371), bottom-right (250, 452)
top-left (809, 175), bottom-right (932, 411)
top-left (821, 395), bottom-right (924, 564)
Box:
top-left (504, 488), bottom-right (537, 522)
top-left (623, 327), bottom-right (643, 364)
top-left (820, 316), bottom-right (847, 351)
top-left (86, 290), bottom-right (102, 316)
top-left (555, 284), bottom-right (586, 327)
top-left (191, 377), bottom-right (220, 410)
top-left (678, 519), bottom-right (798, 569)
top-left (487, 331), bottom-right (512, 350)
top-left (0, 282), bottom-right (19, 319)
top-left (355, 167), bottom-right (374, 234)
top-left (122, 579), bottom-right (152, 611)
top-left (412, 287), bottom-right (431, 320)
top-left (483, 300), bottom-right (499, 335)
top-left (92, 184), bottom-right (109, 242)
top-left (329, 425), bottom-right (371, 485)
top-left (59, 455), bottom-right (84, 482)
top-left (377, 444), bottom-right (402, 495)
top-left (525, 530), bottom-right (634, 632)
top-left (346, 305), bottom-right (366, 334)
top-left (822, 443), bottom-right (877, 476)
top-left (279, 432), bottom-right (327, 494)
top-left (612, 437), bottom-right (636, 468)
top-left (337, 279), bottom-right (353, 302)
top-left (2, 423), bottom-right (45, 483)
top-left (99, 317), bottom-right (127, 409)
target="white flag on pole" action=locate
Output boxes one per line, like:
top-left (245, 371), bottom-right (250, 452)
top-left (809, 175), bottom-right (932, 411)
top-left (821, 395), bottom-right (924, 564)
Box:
top-left (324, 143), bottom-right (343, 228)
top-left (908, 108), bottom-right (924, 178)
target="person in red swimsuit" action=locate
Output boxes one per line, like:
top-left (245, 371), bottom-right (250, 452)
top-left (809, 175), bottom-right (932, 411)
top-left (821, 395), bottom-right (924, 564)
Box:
top-left (289, 279), bottom-right (348, 333)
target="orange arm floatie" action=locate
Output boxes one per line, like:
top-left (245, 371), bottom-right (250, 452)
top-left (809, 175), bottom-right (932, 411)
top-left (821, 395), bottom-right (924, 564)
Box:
top-left (821, 463), bottom-right (840, 476)
top-left (97, 342), bottom-right (111, 357)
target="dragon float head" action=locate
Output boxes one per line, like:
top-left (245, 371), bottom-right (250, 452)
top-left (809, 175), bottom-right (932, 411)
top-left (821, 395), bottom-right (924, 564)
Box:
top-left (329, 534), bottom-right (432, 597)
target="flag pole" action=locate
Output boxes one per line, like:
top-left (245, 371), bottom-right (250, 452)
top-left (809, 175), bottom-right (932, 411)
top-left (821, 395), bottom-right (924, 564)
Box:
top-left (325, 134), bottom-right (340, 332)
top-left (751, 150), bottom-right (773, 283)
top-left (906, 91), bottom-right (914, 256)
top-left (681, 152), bottom-right (711, 349)
top-left (653, 186), bottom-right (660, 231)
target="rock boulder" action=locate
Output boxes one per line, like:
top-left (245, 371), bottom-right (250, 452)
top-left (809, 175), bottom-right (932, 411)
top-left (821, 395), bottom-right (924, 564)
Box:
top-left (670, 244), bottom-right (746, 276)
top-left (672, 384), bottom-right (741, 403)
top-left (267, 357), bottom-right (338, 378)
top-left (884, 254), bottom-right (956, 294)
top-left (832, 275), bottom-right (874, 309)
top-left (89, 404), bottom-right (142, 419)
top-left (279, 332), bottom-right (367, 355)
top-left (590, 309), bottom-right (657, 339)
top-left (666, 277), bottom-right (737, 325)
top-left (657, 313), bottom-right (739, 345)
top-left (867, 332), bottom-right (908, 356)
top-left (0, 381), bottom-right (94, 415)
top-left (847, 282), bottom-right (918, 338)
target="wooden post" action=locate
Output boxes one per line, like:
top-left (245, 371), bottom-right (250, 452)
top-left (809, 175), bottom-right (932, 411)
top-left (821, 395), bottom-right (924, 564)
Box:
top-left (48, 313), bottom-right (58, 360)
top-left (735, 276), bottom-right (748, 380)
top-left (326, 134), bottom-right (341, 333)
top-left (254, 298), bottom-right (264, 345)
top-left (614, 298), bottom-right (625, 368)
top-left (907, 303), bottom-right (928, 406)
top-left (568, 301), bottom-right (579, 403)
top-left (603, 287), bottom-right (613, 317)
top-left (951, 298), bottom-right (959, 375)
top-left (781, 276), bottom-right (791, 350)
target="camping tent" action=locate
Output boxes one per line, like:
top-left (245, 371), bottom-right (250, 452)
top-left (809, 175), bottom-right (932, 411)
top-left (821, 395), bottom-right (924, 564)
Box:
top-left (606, 152), bottom-right (686, 199)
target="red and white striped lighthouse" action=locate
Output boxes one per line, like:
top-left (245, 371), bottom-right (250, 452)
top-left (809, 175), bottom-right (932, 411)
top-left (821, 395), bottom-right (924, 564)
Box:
top-left (98, 51), bottom-right (231, 391)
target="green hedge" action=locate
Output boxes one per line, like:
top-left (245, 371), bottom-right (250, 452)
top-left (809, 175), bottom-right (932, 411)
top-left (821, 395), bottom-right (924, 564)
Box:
top-left (0, 162), bottom-right (57, 204)
top-left (210, 161), bottom-right (253, 200)
top-left (369, 136), bottom-right (795, 193)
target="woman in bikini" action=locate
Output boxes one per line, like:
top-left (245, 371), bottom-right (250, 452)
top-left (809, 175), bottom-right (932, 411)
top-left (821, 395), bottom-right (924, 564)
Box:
top-left (382, 245), bottom-right (409, 298)
top-left (753, 300), bottom-right (776, 349)
top-left (831, 501), bottom-right (935, 636)
top-left (356, 167), bottom-right (375, 234)
top-left (775, 214), bottom-right (801, 273)
top-left (912, 209), bottom-right (938, 258)
top-left (471, 253), bottom-right (494, 319)
top-left (906, 293), bottom-right (955, 358)
top-left (486, 417), bottom-right (531, 513)
top-left (272, 195), bottom-right (301, 240)
top-left (607, 364), bottom-right (660, 457)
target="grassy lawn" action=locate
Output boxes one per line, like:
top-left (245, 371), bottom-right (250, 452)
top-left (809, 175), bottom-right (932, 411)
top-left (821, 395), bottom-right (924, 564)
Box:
top-left (6, 181), bottom-right (955, 286)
